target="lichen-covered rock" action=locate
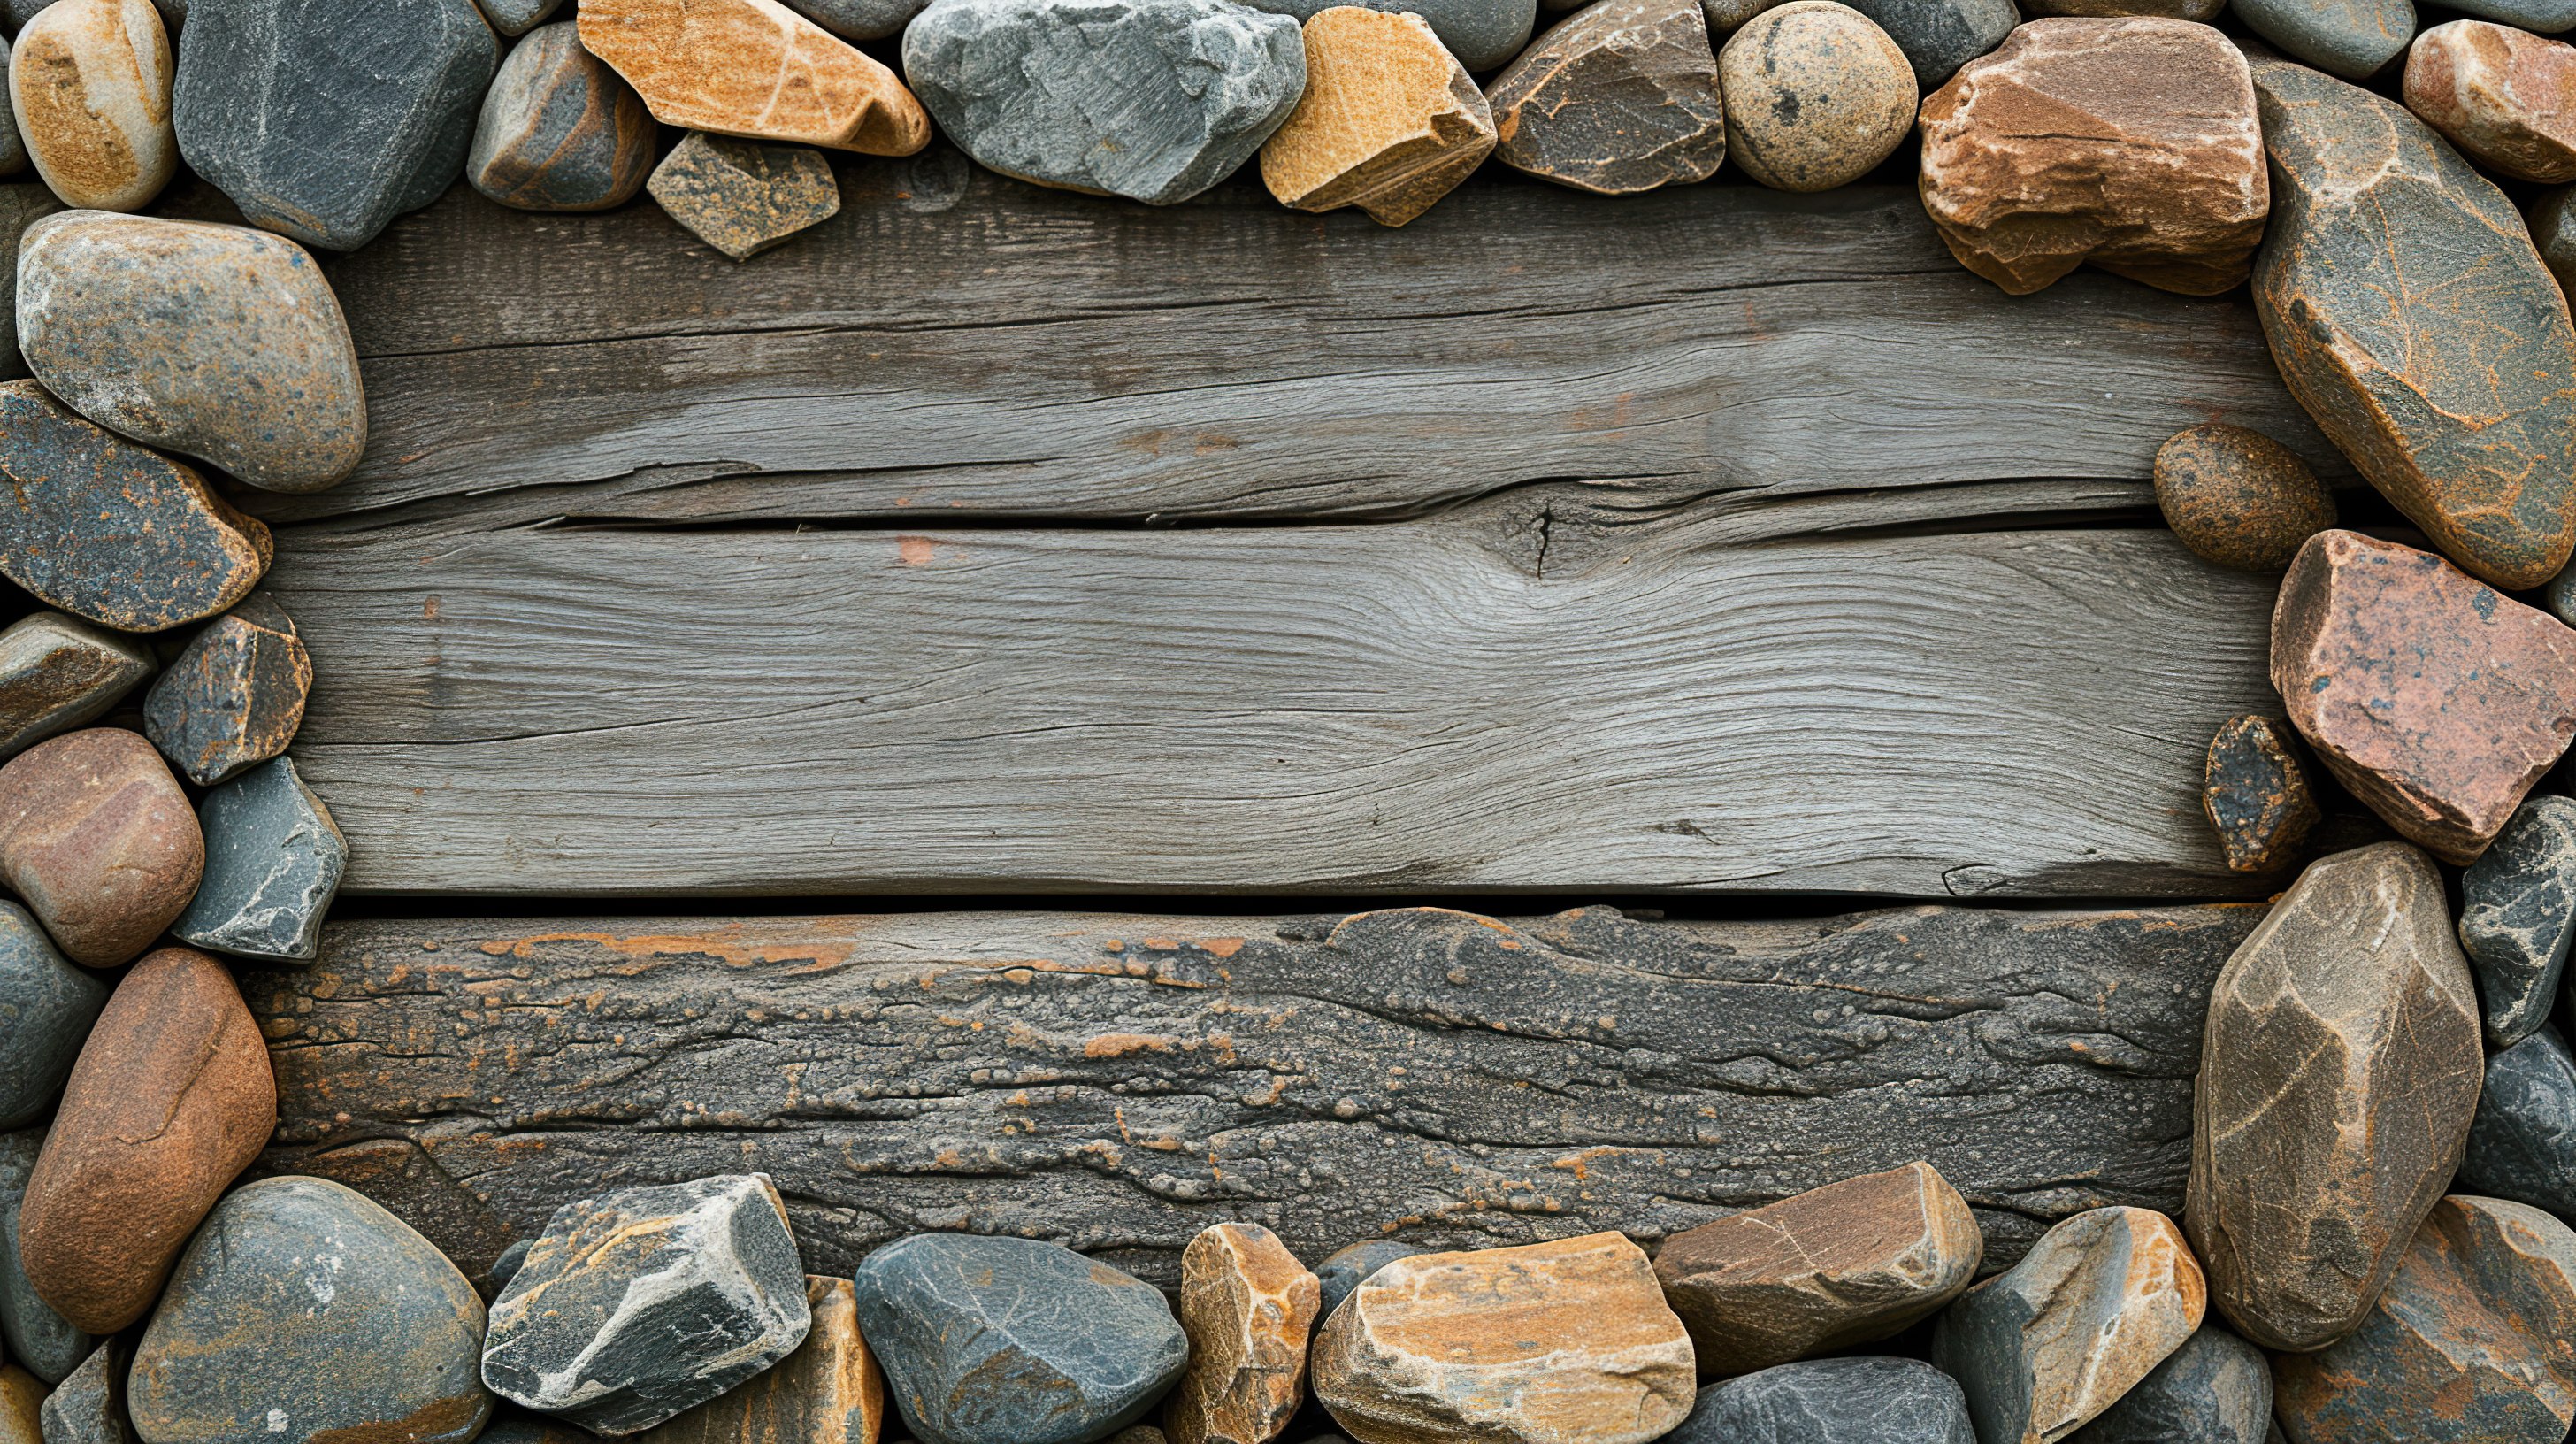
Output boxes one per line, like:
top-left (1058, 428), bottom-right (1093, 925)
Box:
top-left (482, 1174), bottom-right (811, 1437)
top-left (0, 615), bottom-right (151, 764)
top-left (2405, 20), bottom-right (2576, 183)
top-left (1665, 1358), bottom-right (1974, 1444)
top-left (9, 0), bottom-right (173, 212)
top-left (2462, 1027), bottom-right (2576, 1221)
top-left (1836, 0), bottom-right (2013, 86)
top-left (0, 1130), bottom-right (89, 1384)
top-left (781, 0), bottom-right (928, 40)
top-left (468, 23), bottom-right (656, 213)
top-left (640, 1276), bottom-right (886, 1444)
top-left (0, 728), bottom-right (200, 968)
top-left (1259, 7), bottom-right (1494, 227)
top-left (2152, 425), bottom-right (2337, 572)
top-left (1486, 0), bottom-right (1726, 195)
top-left (172, 757), bottom-right (346, 965)
top-left (647, 133), bottom-right (840, 262)
top-left (1238, 0), bottom-right (1535, 71)
top-left (39, 1339), bottom-right (134, 1444)
top-left (2064, 1325), bottom-right (2271, 1444)
top-left (1166, 1224), bottom-right (1319, 1444)
top-left (0, 904), bottom-right (104, 1127)
top-left (581, 0), bottom-right (929, 156)
top-left (1314, 1242), bottom-right (1422, 1325)
top-left (2201, 715), bottom-right (2322, 876)
top-left (141, 595), bottom-right (311, 787)
top-left (1720, 2), bottom-right (1913, 192)
top-left (2235, 0), bottom-right (2411, 78)
top-left (2460, 795), bottom-right (2576, 1047)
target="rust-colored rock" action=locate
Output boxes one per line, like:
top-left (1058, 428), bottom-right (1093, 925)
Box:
top-left (141, 595), bottom-right (311, 788)
top-left (1166, 1224), bottom-right (1321, 1444)
top-left (576, 0), bottom-right (930, 156)
top-left (1653, 1162), bottom-right (1982, 1379)
top-left (1918, 18), bottom-right (2266, 296)
top-left (2202, 715), bottom-right (2322, 874)
top-left (2152, 424), bottom-right (2337, 571)
top-left (1486, 0), bottom-right (1727, 196)
top-left (0, 728), bottom-right (199, 968)
top-left (1310, 1232), bottom-right (1694, 1444)
top-left (2271, 530), bottom-right (2576, 863)
top-left (642, 1276), bottom-right (886, 1444)
top-left (17, 947), bottom-right (275, 1335)
top-left (2404, 21), bottom-right (2576, 185)
top-left (1259, 7), bottom-right (1497, 228)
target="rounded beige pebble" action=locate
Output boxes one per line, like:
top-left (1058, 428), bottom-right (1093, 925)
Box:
top-left (8, 0), bottom-right (173, 212)
top-left (1719, 0), bottom-right (1913, 192)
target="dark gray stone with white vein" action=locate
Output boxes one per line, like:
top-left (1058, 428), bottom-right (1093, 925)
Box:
top-left (172, 757), bottom-right (346, 964)
top-left (1665, 1357), bottom-right (1974, 1444)
top-left (2461, 1025), bottom-right (2576, 1221)
top-left (2460, 795), bottom-right (2576, 1048)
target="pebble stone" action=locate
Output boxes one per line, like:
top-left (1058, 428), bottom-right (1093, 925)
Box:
top-left (128, 1177), bottom-right (492, 1444)
top-left (2463, 1026), bottom-right (2576, 1220)
top-left (782, 0), bottom-right (929, 39)
top-left (1698, 0), bottom-right (1780, 23)
top-left (483, 1175), bottom-right (812, 1437)
top-left (2406, 20), bottom-right (2576, 182)
top-left (2235, 0), bottom-right (2413, 78)
top-left (0, 1366), bottom-right (34, 1444)
top-left (853, 1233), bottom-right (1187, 1444)
top-left (1486, 0), bottom-right (1727, 196)
top-left (2151, 425), bottom-right (2337, 572)
top-left (2187, 841), bottom-right (2484, 1353)
top-left (19, 211), bottom-right (367, 495)
top-left (0, 1130), bottom-right (89, 1384)
top-left (1928, 1207), bottom-right (2205, 1444)
top-left (1654, 1162), bottom-right (1982, 1379)
top-left (9, 0), bottom-right (173, 212)
top-left (0, 728), bottom-right (200, 969)
top-left (1311, 1232), bottom-right (1695, 1444)
top-left (15, 948), bottom-right (272, 1336)
top-left (1664, 1358), bottom-right (1973, 1444)
top-left (2449, 0), bottom-right (2576, 32)
top-left (1314, 1241), bottom-right (1422, 1323)
top-left (1259, 7), bottom-right (1496, 227)
top-left (0, 38), bottom-right (16, 181)
top-left (172, 757), bottom-right (346, 965)
top-left (469, 23), bottom-right (655, 213)
top-left (39, 1339), bottom-right (134, 1444)
top-left (0, 186), bottom-right (60, 380)
top-left (2021, 0), bottom-right (2216, 16)
top-left (478, 0), bottom-right (564, 34)
top-left (0, 903), bottom-right (104, 1127)
top-left (1238, 0), bottom-right (1535, 71)
top-left (2, 0), bottom-right (178, 23)
top-left (648, 133), bottom-right (841, 262)
top-left (2201, 715), bottom-right (2322, 875)
top-left (1718, 2), bottom-right (1914, 192)
top-left (0, 614), bottom-right (149, 765)
top-left (640, 1276), bottom-right (886, 1444)
top-left (2063, 1325), bottom-right (2271, 1444)
top-left (2254, 58), bottom-right (2576, 589)
top-left (581, 0), bottom-right (930, 157)
top-left (0, 379), bottom-right (271, 633)
top-left (174, 0), bottom-right (500, 252)
top-left (2273, 1196), bottom-right (2576, 1443)
top-left (2460, 795), bottom-right (2576, 1047)
top-left (2273, 531), bottom-right (2576, 863)
top-left (1166, 1223), bottom-right (1320, 1444)
top-left (1836, 0), bottom-right (2013, 87)
top-left (141, 595), bottom-right (311, 787)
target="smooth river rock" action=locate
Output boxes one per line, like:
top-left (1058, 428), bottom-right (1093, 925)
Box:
top-left (0, 185), bottom-right (61, 380)
top-left (1166, 1224), bottom-right (1318, 1444)
top-left (782, 0), bottom-right (928, 39)
top-left (0, 614), bottom-right (150, 762)
top-left (2064, 1325), bottom-right (2272, 1444)
top-left (1719, 2), bottom-right (1914, 191)
top-left (0, 904), bottom-right (103, 1127)
top-left (1667, 1358), bottom-right (1971, 1444)
top-left (647, 132), bottom-right (840, 262)
top-left (639, 1276), bottom-right (886, 1444)
top-left (2460, 795), bottom-right (2576, 1046)
top-left (469, 22), bottom-right (656, 212)
top-left (1837, 0), bottom-right (2013, 87)
top-left (39, 1339), bottom-right (132, 1444)
top-left (2236, 0), bottom-right (2412, 77)
top-left (1259, 6), bottom-right (1494, 226)
top-left (478, 0), bottom-right (563, 33)
top-left (2449, 0), bottom-right (2576, 32)
top-left (0, 728), bottom-right (200, 968)
top-left (1238, 0), bottom-right (1535, 70)
top-left (0, 1366), bottom-right (34, 1444)
top-left (582, 0), bottom-right (928, 156)
top-left (0, 1131), bottom-right (88, 1384)
top-left (2152, 424), bottom-right (2337, 572)
top-left (2201, 715), bottom-right (2322, 875)
top-left (1486, 0), bottom-right (1727, 195)
top-left (2405, 20), bottom-right (2576, 182)
top-left (172, 757), bottom-right (346, 964)
top-left (141, 595), bottom-right (311, 787)
top-left (9, 0), bottom-right (172, 212)
top-left (1314, 1242), bottom-right (1422, 1324)
top-left (2462, 1026), bottom-right (2576, 1220)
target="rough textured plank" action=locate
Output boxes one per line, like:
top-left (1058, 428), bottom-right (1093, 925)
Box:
top-left (248, 902), bottom-right (2261, 1290)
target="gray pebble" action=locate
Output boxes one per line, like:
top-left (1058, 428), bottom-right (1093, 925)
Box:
top-left (2231, 0), bottom-right (2412, 79)
top-left (0, 902), bottom-right (104, 1127)
top-left (475, 0), bottom-right (562, 34)
top-left (2065, 1325), bottom-right (2272, 1444)
top-left (1314, 1240), bottom-right (1422, 1322)
top-left (2442, 0), bottom-right (2576, 28)
top-left (1836, 0), bottom-right (2014, 85)
top-left (172, 757), bottom-right (347, 965)
top-left (0, 613), bottom-right (150, 765)
top-left (2460, 1025), bottom-right (2576, 1220)
top-left (783, 0), bottom-right (930, 40)
top-left (2459, 795), bottom-right (2576, 1048)
top-left (1664, 1357), bottom-right (1975, 1444)
top-left (1238, 0), bottom-right (1534, 69)
top-left (37, 1338), bottom-right (133, 1444)
top-left (0, 1129), bottom-right (90, 1384)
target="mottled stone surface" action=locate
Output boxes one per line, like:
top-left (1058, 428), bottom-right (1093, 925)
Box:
top-left (1919, 19), bottom-right (2266, 296)
top-left (39, 1339), bottom-right (132, 1444)
top-left (2236, 0), bottom-right (2412, 77)
top-left (1837, 0), bottom-right (2012, 86)
top-left (1239, 0), bottom-right (1535, 71)
top-left (2152, 425), bottom-right (2337, 572)
top-left (854, 1233), bottom-right (1186, 1444)
top-left (0, 380), bottom-right (269, 632)
top-left (0, 615), bottom-right (150, 763)
top-left (19, 211), bottom-right (364, 494)
top-left (2064, 1325), bottom-right (2271, 1444)
top-left (1928, 1208), bottom-right (2204, 1444)
top-left (172, 757), bottom-right (345, 965)
top-left (2202, 715), bottom-right (2322, 875)
top-left (1720, 2), bottom-right (1914, 191)
top-left (1487, 0), bottom-right (1726, 195)
top-left (2272, 531), bottom-right (2576, 862)
top-left (0, 1366), bottom-right (35, 1444)
top-left (2253, 59), bottom-right (2576, 588)
top-left (141, 595), bottom-right (311, 787)
top-left (173, 0), bottom-right (499, 251)
top-left (2275, 1196), bottom-right (2576, 1442)
top-left (0, 728), bottom-right (199, 968)
top-left (1311, 1233), bottom-right (1694, 1444)
top-left (129, 1177), bottom-right (491, 1444)
top-left (647, 133), bottom-right (840, 262)
top-left (9, 0), bottom-right (172, 212)
top-left (483, 1175), bottom-right (811, 1437)
top-left (581, 0), bottom-right (928, 156)
top-left (1259, 7), bottom-right (1495, 226)
top-left (2406, 20), bottom-right (2576, 182)
top-left (0, 1131), bottom-right (88, 1384)
top-left (1668, 1358), bottom-right (1973, 1444)
top-left (2450, 0), bottom-right (2576, 31)
top-left (1167, 1224), bottom-right (1319, 1444)
top-left (2460, 795), bottom-right (2576, 1046)
top-left (1314, 1243), bottom-right (1422, 1325)
top-left (2022, 0), bottom-right (2218, 17)
top-left (1655, 1162), bottom-right (1981, 1379)
top-left (2463, 1027), bottom-right (2576, 1220)
top-left (478, 0), bottom-right (563, 34)
top-left (640, 1277), bottom-right (885, 1444)
top-left (2188, 841), bottom-right (2484, 1353)
top-left (0, 186), bottom-right (60, 380)
top-left (782, 0), bottom-right (926, 40)
top-left (0, 904), bottom-right (103, 1127)
top-left (469, 23), bottom-right (655, 212)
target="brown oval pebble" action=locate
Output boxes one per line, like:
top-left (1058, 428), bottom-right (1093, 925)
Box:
top-left (18, 946), bottom-right (275, 1335)
top-left (2405, 20), bottom-right (2576, 185)
top-left (1719, 1), bottom-right (1913, 192)
top-left (2152, 424), bottom-right (2337, 572)
top-left (0, 728), bottom-right (200, 968)
top-left (8, 0), bottom-right (175, 212)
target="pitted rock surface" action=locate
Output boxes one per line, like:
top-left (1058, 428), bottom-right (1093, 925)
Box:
top-left (469, 23), bottom-right (656, 213)
top-left (0, 613), bottom-right (151, 764)
top-left (1837, 0), bottom-right (2013, 86)
top-left (1487, 0), bottom-right (1726, 195)
top-left (2463, 1026), bottom-right (2576, 1220)
top-left (1238, 0), bottom-right (1535, 71)
top-left (640, 1276), bottom-right (886, 1444)
top-left (1665, 1358), bottom-right (1973, 1444)
top-left (0, 903), bottom-right (103, 1127)
top-left (142, 595), bottom-right (312, 787)
top-left (2405, 20), bottom-right (2576, 182)
top-left (2153, 425), bottom-right (2337, 572)
top-left (172, 757), bottom-right (346, 965)
top-left (1259, 7), bottom-right (1493, 226)
top-left (582, 0), bottom-right (928, 156)
top-left (647, 133), bottom-right (841, 262)
top-left (9, 0), bottom-right (174, 213)
top-left (2064, 1325), bottom-right (2271, 1444)
top-left (0, 728), bottom-right (200, 968)
top-left (2459, 795), bottom-right (2576, 1046)
top-left (0, 1131), bottom-right (88, 1384)
top-left (1719, 2), bottom-right (1913, 191)
top-left (1167, 1224), bottom-right (1319, 1444)
top-left (2201, 715), bottom-right (2322, 875)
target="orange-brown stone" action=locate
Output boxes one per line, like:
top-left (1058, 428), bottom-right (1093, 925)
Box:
top-left (2404, 20), bottom-right (2576, 184)
top-left (641, 1276), bottom-right (886, 1444)
top-left (2153, 424), bottom-right (2338, 572)
top-left (0, 728), bottom-right (200, 968)
top-left (1165, 1224), bottom-right (1321, 1444)
top-left (1258, 7), bottom-right (1496, 228)
top-left (577, 0), bottom-right (930, 156)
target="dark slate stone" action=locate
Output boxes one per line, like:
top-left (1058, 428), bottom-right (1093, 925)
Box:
top-left (852, 1233), bottom-right (1191, 1444)
top-left (467, 22), bottom-right (655, 213)
top-left (473, 1422), bottom-right (596, 1444)
top-left (172, 757), bottom-right (347, 965)
top-left (2460, 1025), bottom-right (2576, 1220)
top-left (0, 902), bottom-right (104, 1127)
top-left (0, 185), bottom-right (60, 380)
top-left (481, 1174), bottom-right (811, 1437)
top-left (2065, 1325), bottom-right (2273, 1444)
top-left (142, 595), bottom-right (310, 787)
top-left (172, 0), bottom-right (500, 251)
top-left (0, 614), bottom-right (153, 763)
top-left (0, 1129), bottom-right (90, 1384)
top-left (2235, 0), bottom-right (2413, 79)
top-left (37, 1338), bottom-right (133, 1444)
top-left (901, 0), bottom-right (1306, 206)
top-left (2460, 795), bottom-right (2576, 1048)
top-left (783, 0), bottom-right (929, 39)
top-left (1836, 0), bottom-right (2014, 88)
top-left (1314, 1240), bottom-right (1423, 1323)
top-left (1663, 1358), bottom-right (1975, 1444)
top-left (476, 0), bottom-right (564, 35)
top-left (1236, 0), bottom-right (1534, 69)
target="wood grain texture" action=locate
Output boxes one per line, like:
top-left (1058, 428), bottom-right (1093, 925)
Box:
top-left (248, 902), bottom-right (2262, 1289)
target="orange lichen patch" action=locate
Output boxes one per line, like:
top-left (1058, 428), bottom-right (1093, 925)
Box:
top-left (1084, 1033), bottom-right (1180, 1059)
top-left (474, 928), bottom-right (860, 972)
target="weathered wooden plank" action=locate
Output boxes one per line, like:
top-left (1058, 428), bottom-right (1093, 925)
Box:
top-left (249, 902), bottom-right (2260, 1290)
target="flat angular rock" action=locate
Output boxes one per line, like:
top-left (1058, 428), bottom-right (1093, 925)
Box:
top-left (1720, 2), bottom-right (1913, 192)
top-left (581, 0), bottom-right (928, 157)
top-left (647, 133), bottom-right (840, 262)
top-left (853, 1233), bottom-right (1186, 1444)
top-left (128, 1177), bottom-right (491, 1444)
top-left (141, 595), bottom-right (311, 787)
top-left (640, 1276), bottom-right (886, 1444)
top-left (2187, 841), bottom-right (2484, 1352)
top-left (483, 1175), bottom-right (811, 1437)
top-left (2463, 1026), bottom-right (2576, 1220)
top-left (781, 0), bottom-right (928, 40)
top-left (2406, 20), bottom-right (2576, 182)
top-left (1167, 1224), bottom-right (1319, 1444)
top-left (0, 1131), bottom-right (89, 1384)
top-left (0, 1366), bottom-right (34, 1444)
top-left (2253, 59), bottom-right (2576, 588)
top-left (1654, 1161), bottom-right (1982, 1379)
top-left (1836, 0), bottom-right (2013, 86)
top-left (172, 757), bottom-right (346, 965)
top-left (9, 0), bottom-right (172, 212)
top-left (0, 729), bottom-right (199, 968)
top-left (2153, 425), bottom-right (2337, 572)
top-left (0, 904), bottom-right (104, 1127)
top-left (2460, 795), bottom-right (2576, 1046)
top-left (39, 1340), bottom-right (133, 1444)
top-left (478, 0), bottom-right (564, 34)
top-left (469, 23), bottom-right (655, 212)
top-left (0, 186), bottom-right (61, 380)
top-left (1486, 0), bottom-right (1727, 195)
top-left (2202, 715), bottom-right (2322, 875)
top-left (1259, 7), bottom-right (1494, 227)
top-left (17, 947), bottom-right (272, 1335)
top-left (2064, 1325), bottom-right (2271, 1444)
top-left (1314, 1242), bottom-right (1422, 1324)
top-left (0, 380), bottom-right (269, 632)
top-left (1311, 1232), bottom-right (1694, 1444)
top-left (173, 0), bottom-right (499, 252)
top-left (2272, 531), bottom-right (2576, 862)
top-left (1919, 19), bottom-right (2266, 296)
top-left (1665, 1358), bottom-right (1973, 1444)
top-left (2236, 0), bottom-right (2412, 77)
top-left (0, 615), bottom-right (150, 763)
top-left (1928, 1207), bottom-right (2204, 1444)
top-left (2273, 1196), bottom-right (2576, 1442)
top-left (1238, 0), bottom-right (1534, 71)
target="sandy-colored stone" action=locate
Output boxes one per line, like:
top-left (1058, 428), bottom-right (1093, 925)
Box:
top-left (470, 22), bottom-right (657, 212)
top-left (0, 728), bottom-right (199, 968)
top-left (648, 132), bottom-right (841, 262)
top-left (1653, 1162), bottom-right (1982, 1379)
top-left (2201, 715), bottom-right (2321, 875)
top-left (0, 1366), bottom-right (37, 1444)
top-left (2152, 425), bottom-right (2336, 571)
top-left (2405, 20), bottom-right (2576, 183)
top-left (1259, 7), bottom-right (1497, 227)
top-left (1720, 2), bottom-right (1913, 192)
top-left (1311, 1232), bottom-right (1695, 1444)
top-left (578, 0), bottom-right (930, 156)
top-left (1487, 0), bottom-right (1726, 195)
top-left (1166, 1224), bottom-right (1321, 1444)
top-left (641, 1277), bottom-right (886, 1444)
top-left (9, 0), bottom-right (172, 212)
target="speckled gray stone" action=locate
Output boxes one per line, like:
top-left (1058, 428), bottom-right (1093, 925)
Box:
top-left (1836, 0), bottom-right (2014, 85)
top-left (1240, 0), bottom-right (1534, 69)
top-left (2444, 0), bottom-right (2576, 29)
top-left (0, 185), bottom-right (58, 379)
top-left (477, 0), bottom-right (564, 35)
top-left (0, 1129), bottom-right (90, 1384)
top-left (4, 0), bottom-right (180, 28)
top-left (2460, 795), bottom-right (2576, 1048)
top-left (39, 1339), bottom-right (133, 1444)
top-left (2233, 0), bottom-right (2411, 78)
top-left (171, 757), bottom-right (345, 965)
top-left (2065, 1326), bottom-right (2272, 1444)
top-left (902, 0), bottom-right (1306, 205)
top-left (0, 902), bottom-right (102, 1127)
top-left (783, 0), bottom-right (928, 39)
top-left (1314, 1240), bottom-right (1423, 1323)
top-left (0, 613), bottom-right (150, 763)
top-left (1665, 1358), bottom-right (1974, 1444)
top-left (2461, 1025), bottom-right (2576, 1220)
top-left (646, 133), bottom-right (840, 262)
